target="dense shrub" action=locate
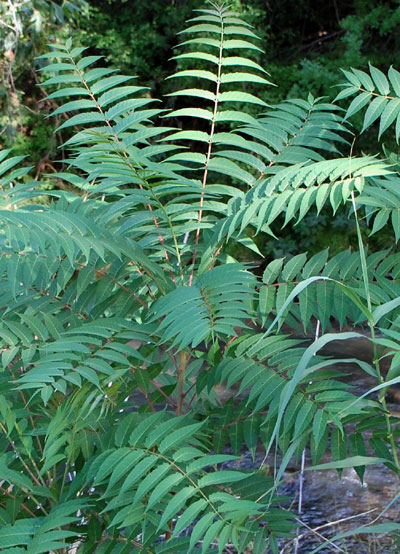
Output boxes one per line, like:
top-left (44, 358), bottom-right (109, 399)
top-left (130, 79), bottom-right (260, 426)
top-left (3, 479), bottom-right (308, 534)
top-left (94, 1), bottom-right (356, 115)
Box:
top-left (1, 2), bottom-right (400, 552)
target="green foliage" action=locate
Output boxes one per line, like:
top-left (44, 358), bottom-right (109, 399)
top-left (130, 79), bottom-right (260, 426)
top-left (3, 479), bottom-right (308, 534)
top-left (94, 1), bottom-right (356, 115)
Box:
top-left (4, 0), bottom-right (400, 184)
top-left (1, 2), bottom-right (400, 552)
top-left (0, 0), bottom-right (88, 180)
top-left (337, 64), bottom-right (400, 140)
top-left (75, 0), bottom-right (199, 94)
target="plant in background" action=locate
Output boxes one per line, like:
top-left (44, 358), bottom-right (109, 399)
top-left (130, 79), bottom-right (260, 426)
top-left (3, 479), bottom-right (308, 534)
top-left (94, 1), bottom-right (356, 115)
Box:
top-left (0, 0), bottom-right (87, 170)
top-left (1, 2), bottom-right (400, 553)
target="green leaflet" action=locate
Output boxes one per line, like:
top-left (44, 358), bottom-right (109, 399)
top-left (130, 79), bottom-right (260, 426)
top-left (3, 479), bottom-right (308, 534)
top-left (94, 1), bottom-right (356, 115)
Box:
top-left (0, 459), bottom-right (34, 491)
top-left (168, 69), bottom-right (218, 82)
top-left (369, 63), bottom-right (390, 95)
top-left (157, 486), bottom-right (197, 530)
top-left (220, 72), bottom-right (273, 85)
top-left (361, 96), bottom-right (387, 132)
top-left (158, 421), bottom-right (204, 453)
top-left (222, 39), bottom-right (263, 52)
top-left (378, 98), bottom-right (400, 138)
top-left (345, 91), bottom-right (372, 119)
top-left (222, 55), bottom-right (269, 73)
top-left (312, 409), bottom-right (328, 445)
top-left (218, 91), bottom-right (268, 106)
top-left (56, 112), bottom-right (106, 130)
top-left (166, 108), bottom-right (214, 121)
top-left (146, 473), bottom-right (185, 509)
top-left (97, 85), bottom-right (147, 108)
top-left (172, 51), bottom-right (219, 64)
top-left (389, 66), bottom-right (400, 95)
top-left (179, 23), bottom-right (222, 35)
top-left (76, 55), bottom-right (103, 70)
top-left (90, 74), bottom-right (135, 94)
top-left (198, 470), bottom-right (247, 488)
top-left (171, 499), bottom-right (207, 538)
top-left (351, 68), bottom-right (375, 91)
top-left (307, 455), bottom-right (389, 471)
